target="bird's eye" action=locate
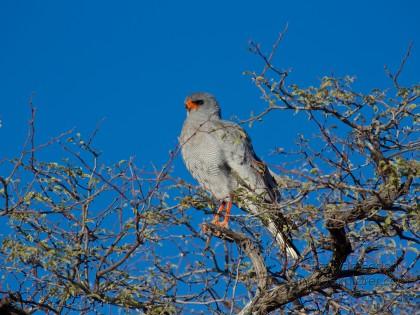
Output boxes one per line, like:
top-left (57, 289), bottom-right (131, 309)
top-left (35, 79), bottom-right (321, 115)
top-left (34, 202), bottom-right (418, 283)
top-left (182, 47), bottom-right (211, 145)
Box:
top-left (194, 100), bottom-right (204, 105)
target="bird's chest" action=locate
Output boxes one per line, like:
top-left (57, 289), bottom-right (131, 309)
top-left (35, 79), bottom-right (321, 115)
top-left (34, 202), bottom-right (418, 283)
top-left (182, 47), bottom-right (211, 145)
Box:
top-left (181, 129), bottom-right (225, 178)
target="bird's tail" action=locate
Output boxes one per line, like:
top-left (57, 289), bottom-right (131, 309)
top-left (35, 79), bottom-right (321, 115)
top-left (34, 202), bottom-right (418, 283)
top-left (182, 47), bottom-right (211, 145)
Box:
top-left (240, 200), bottom-right (300, 259)
top-left (266, 219), bottom-right (300, 259)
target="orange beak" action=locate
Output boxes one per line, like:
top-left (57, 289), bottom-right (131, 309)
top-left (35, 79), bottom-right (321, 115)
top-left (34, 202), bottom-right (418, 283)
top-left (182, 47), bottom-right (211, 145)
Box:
top-left (185, 99), bottom-right (199, 111)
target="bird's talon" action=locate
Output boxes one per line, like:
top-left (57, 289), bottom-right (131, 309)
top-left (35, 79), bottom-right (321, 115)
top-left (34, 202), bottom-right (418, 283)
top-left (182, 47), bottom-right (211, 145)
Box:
top-left (219, 221), bottom-right (229, 229)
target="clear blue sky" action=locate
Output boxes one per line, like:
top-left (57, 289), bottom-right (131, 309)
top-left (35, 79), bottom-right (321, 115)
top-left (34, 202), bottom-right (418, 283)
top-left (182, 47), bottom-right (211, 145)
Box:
top-left (0, 0), bottom-right (418, 178)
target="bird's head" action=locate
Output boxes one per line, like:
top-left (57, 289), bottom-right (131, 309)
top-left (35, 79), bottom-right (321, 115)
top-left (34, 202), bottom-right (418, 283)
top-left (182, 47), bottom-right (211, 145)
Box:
top-left (184, 92), bottom-right (221, 119)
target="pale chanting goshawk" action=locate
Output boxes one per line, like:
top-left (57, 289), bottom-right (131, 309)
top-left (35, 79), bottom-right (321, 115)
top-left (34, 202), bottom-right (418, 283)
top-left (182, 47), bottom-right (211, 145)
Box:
top-left (180, 92), bottom-right (299, 259)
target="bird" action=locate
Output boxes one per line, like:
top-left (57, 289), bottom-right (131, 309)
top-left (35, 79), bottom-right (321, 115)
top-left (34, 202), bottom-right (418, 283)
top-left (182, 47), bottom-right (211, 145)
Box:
top-left (179, 92), bottom-right (300, 259)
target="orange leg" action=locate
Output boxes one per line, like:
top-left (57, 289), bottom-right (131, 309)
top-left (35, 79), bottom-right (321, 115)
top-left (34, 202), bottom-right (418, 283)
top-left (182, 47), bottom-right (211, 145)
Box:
top-left (219, 200), bottom-right (232, 228)
top-left (211, 202), bottom-right (225, 225)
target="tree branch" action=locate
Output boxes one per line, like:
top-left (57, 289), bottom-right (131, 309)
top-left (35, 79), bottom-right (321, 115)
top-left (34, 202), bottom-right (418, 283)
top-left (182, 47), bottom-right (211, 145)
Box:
top-left (202, 223), bottom-right (268, 313)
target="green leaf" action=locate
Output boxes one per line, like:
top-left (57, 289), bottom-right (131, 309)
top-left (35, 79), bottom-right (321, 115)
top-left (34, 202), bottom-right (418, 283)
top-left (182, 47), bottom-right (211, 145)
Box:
top-left (309, 168), bottom-right (319, 174)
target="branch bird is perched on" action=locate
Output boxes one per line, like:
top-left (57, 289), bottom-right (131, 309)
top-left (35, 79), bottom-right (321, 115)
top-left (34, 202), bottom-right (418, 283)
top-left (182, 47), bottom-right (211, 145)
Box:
top-left (180, 92), bottom-right (300, 259)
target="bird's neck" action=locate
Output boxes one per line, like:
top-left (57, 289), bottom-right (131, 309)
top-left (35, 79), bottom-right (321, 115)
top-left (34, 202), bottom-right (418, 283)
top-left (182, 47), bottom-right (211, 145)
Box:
top-left (187, 110), bottom-right (221, 123)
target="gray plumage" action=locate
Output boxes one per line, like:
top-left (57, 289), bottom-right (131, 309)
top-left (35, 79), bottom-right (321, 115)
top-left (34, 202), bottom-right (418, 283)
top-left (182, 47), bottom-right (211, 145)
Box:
top-left (180, 92), bottom-right (299, 259)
